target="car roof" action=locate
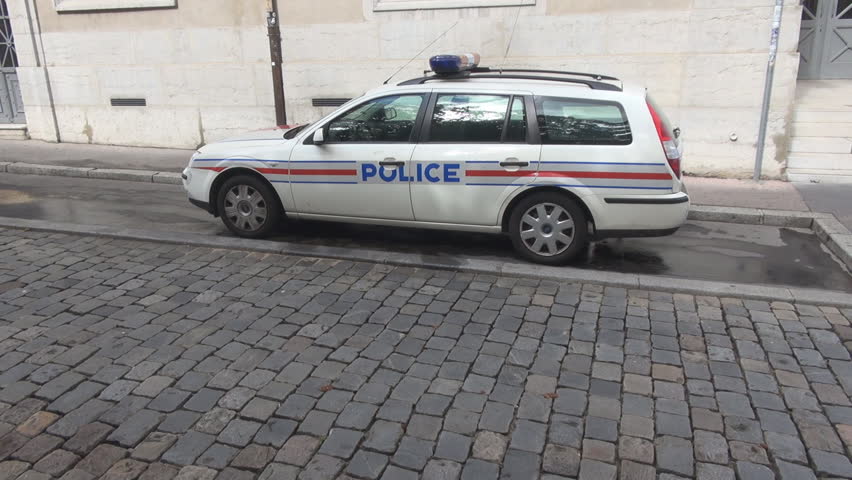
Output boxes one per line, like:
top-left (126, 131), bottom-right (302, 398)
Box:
top-left (363, 77), bottom-right (646, 101)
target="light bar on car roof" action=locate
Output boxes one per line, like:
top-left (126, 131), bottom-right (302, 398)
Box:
top-left (429, 53), bottom-right (481, 74)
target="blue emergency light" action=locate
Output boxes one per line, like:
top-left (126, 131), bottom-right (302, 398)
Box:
top-left (429, 53), bottom-right (481, 74)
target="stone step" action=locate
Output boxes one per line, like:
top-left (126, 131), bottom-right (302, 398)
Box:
top-left (787, 153), bottom-right (852, 170)
top-left (792, 110), bottom-right (852, 123)
top-left (786, 168), bottom-right (852, 183)
top-left (789, 137), bottom-right (852, 154)
top-left (795, 80), bottom-right (852, 104)
top-left (793, 100), bottom-right (852, 111)
top-left (0, 124), bottom-right (28, 140)
top-left (791, 122), bottom-right (852, 138)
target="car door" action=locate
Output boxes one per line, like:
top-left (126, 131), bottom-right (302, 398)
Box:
top-left (410, 92), bottom-right (540, 226)
top-left (289, 93), bottom-right (428, 220)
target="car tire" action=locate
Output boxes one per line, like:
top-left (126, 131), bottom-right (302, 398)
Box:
top-left (217, 175), bottom-right (282, 238)
top-left (509, 192), bottom-right (588, 265)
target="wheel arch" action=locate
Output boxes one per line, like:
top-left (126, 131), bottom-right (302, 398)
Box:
top-left (208, 167), bottom-right (285, 218)
top-left (500, 186), bottom-right (596, 233)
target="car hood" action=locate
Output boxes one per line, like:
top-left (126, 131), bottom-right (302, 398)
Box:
top-left (194, 125), bottom-right (305, 158)
top-left (218, 125), bottom-right (302, 142)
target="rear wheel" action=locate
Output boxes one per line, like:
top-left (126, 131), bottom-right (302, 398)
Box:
top-left (217, 175), bottom-right (281, 238)
top-left (509, 192), bottom-right (588, 265)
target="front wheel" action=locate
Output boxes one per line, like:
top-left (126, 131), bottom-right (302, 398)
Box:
top-left (508, 193), bottom-right (588, 265)
top-left (217, 175), bottom-right (282, 238)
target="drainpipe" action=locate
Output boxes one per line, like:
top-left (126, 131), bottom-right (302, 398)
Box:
top-left (753, 0), bottom-right (785, 182)
top-left (25, 0), bottom-right (61, 142)
top-left (266, 0), bottom-right (287, 126)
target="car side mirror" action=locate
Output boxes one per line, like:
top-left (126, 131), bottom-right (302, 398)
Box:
top-left (312, 129), bottom-right (325, 145)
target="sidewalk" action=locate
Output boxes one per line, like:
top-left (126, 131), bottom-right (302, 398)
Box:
top-left (0, 139), bottom-right (190, 172)
top-left (2, 139), bottom-right (850, 230)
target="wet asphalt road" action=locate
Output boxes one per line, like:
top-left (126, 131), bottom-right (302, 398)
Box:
top-left (0, 173), bottom-right (850, 291)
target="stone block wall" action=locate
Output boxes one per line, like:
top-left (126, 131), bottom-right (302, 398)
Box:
top-left (281, 0), bottom-right (803, 178)
top-left (7, 0), bottom-right (275, 149)
top-left (7, 0), bottom-right (804, 177)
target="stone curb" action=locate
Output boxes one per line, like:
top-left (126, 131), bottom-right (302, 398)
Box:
top-left (688, 205), bottom-right (833, 228)
top-left (2, 162), bottom-right (182, 185)
top-left (1, 215), bottom-right (851, 307)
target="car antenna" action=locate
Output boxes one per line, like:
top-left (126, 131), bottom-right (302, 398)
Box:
top-left (498, 4), bottom-right (523, 74)
top-left (383, 19), bottom-right (461, 85)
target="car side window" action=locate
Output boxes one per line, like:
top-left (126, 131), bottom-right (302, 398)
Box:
top-left (326, 94), bottom-right (425, 143)
top-left (535, 97), bottom-right (632, 145)
top-left (429, 94), bottom-right (511, 143)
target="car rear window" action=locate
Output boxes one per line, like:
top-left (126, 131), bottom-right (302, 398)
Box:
top-left (535, 96), bottom-right (632, 146)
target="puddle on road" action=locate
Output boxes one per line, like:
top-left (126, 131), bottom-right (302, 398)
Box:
top-left (264, 220), bottom-right (852, 291)
top-left (0, 189), bottom-right (33, 205)
top-left (0, 172), bottom-right (849, 291)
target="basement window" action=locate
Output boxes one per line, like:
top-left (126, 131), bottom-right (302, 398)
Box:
top-left (54, 0), bottom-right (177, 13)
top-left (373, 0), bottom-right (534, 11)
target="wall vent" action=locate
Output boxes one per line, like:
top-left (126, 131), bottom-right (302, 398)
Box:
top-left (110, 98), bottom-right (147, 107)
top-left (312, 98), bottom-right (351, 107)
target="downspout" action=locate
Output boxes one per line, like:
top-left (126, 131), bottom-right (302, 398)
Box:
top-left (753, 0), bottom-right (785, 181)
top-left (25, 0), bottom-right (61, 142)
top-left (266, 0), bottom-right (287, 126)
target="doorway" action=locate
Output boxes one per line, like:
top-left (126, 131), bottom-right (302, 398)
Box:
top-left (799, 0), bottom-right (852, 79)
top-left (0, 0), bottom-right (25, 124)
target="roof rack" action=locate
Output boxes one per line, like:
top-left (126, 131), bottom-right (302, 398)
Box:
top-left (492, 68), bottom-right (619, 82)
top-left (399, 67), bottom-right (622, 91)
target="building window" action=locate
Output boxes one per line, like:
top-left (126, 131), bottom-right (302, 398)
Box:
top-left (54, 0), bottom-right (176, 13)
top-left (373, 0), bottom-right (534, 12)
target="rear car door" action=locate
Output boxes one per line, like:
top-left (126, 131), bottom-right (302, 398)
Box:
top-left (410, 92), bottom-right (540, 226)
top-left (534, 96), bottom-right (673, 192)
top-left (289, 93), bottom-right (428, 220)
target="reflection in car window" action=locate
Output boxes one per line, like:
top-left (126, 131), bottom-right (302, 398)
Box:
top-left (327, 94), bottom-right (424, 143)
top-left (283, 124), bottom-right (309, 139)
top-left (536, 97), bottom-right (632, 145)
top-left (505, 97), bottom-right (527, 143)
top-left (430, 94), bottom-right (510, 143)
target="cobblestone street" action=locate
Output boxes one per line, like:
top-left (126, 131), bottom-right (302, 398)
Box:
top-left (1, 228), bottom-right (852, 480)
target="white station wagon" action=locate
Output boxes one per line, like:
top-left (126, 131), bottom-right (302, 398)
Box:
top-left (183, 54), bottom-right (689, 265)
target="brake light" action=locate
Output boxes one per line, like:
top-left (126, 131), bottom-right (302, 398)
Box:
top-left (647, 101), bottom-right (681, 179)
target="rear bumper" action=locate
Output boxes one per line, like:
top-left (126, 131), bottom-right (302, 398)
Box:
top-left (586, 192), bottom-right (690, 232)
top-left (603, 195), bottom-right (689, 205)
top-left (594, 227), bottom-right (680, 239)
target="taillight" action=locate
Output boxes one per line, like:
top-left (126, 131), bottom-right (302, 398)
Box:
top-left (647, 101), bottom-right (681, 179)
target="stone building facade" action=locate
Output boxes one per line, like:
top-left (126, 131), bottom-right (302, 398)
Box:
top-left (3, 0), bottom-right (851, 180)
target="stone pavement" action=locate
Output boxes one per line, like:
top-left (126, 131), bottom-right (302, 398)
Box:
top-left (0, 228), bottom-right (852, 480)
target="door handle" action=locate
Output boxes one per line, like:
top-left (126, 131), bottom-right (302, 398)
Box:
top-left (379, 158), bottom-right (405, 167)
top-left (500, 158), bottom-right (529, 168)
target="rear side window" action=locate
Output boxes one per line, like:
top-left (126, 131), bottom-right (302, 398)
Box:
top-left (429, 94), bottom-right (510, 143)
top-left (535, 97), bottom-right (632, 145)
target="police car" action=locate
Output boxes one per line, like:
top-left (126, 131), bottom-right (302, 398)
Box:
top-left (183, 53), bottom-right (689, 265)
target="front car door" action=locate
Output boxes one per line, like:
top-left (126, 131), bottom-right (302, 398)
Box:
top-left (410, 91), bottom-right (540, 226)
top-left (289, 93), bottom-right (428, 220)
